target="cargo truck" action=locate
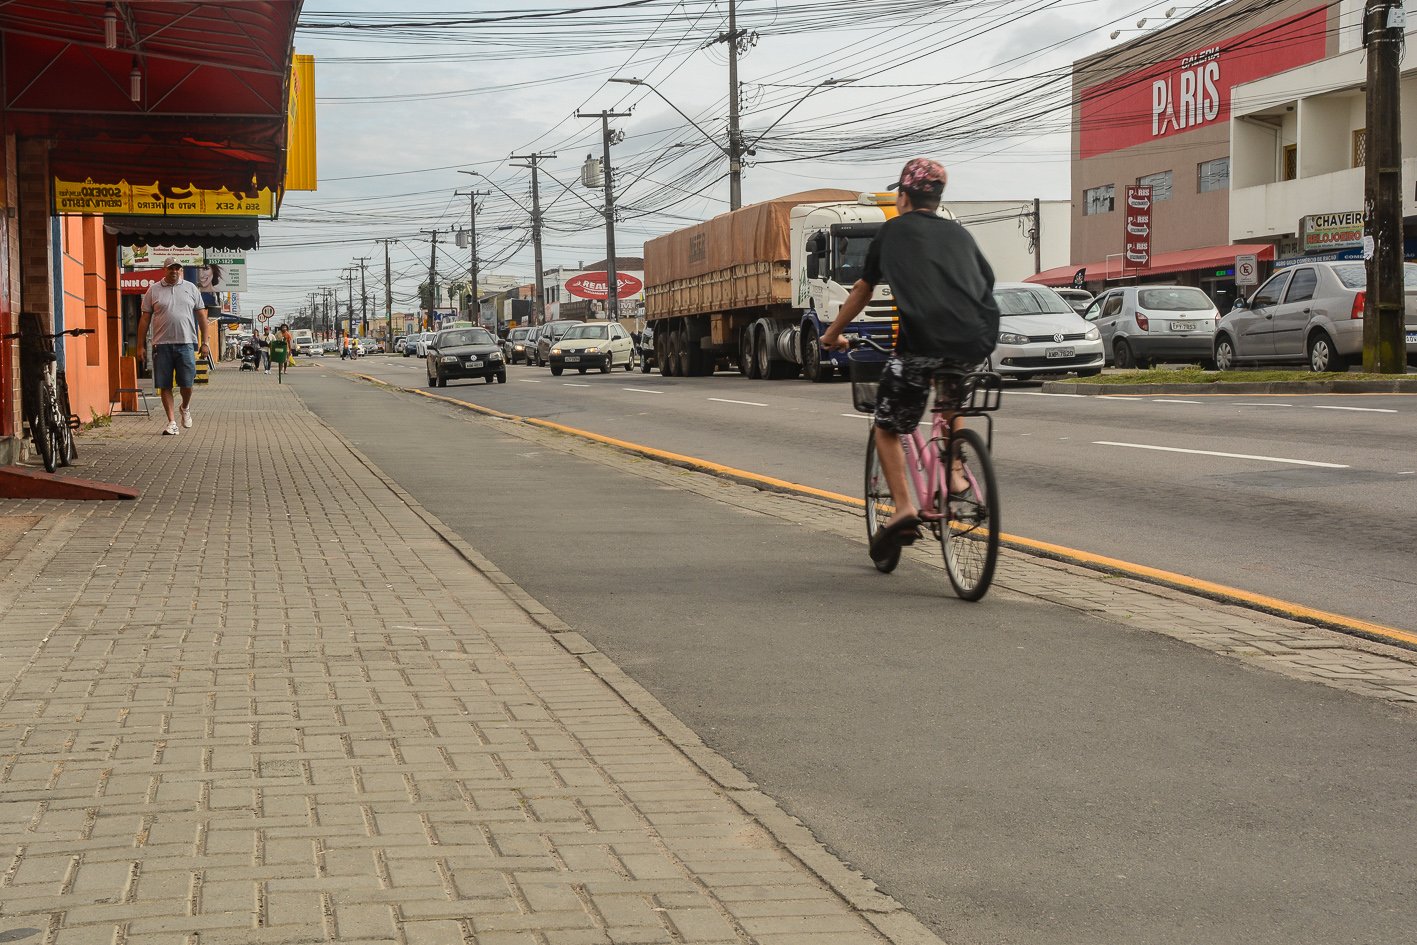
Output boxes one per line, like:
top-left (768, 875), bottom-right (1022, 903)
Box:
top-left (643, 188), bottom-right (917, 381)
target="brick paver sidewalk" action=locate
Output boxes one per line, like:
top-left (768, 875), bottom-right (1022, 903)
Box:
top-left (0, 377), bottom-right (928, 945)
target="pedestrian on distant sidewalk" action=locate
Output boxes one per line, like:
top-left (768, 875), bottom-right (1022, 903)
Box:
top-left (137, 258), bottom-right (210, 436)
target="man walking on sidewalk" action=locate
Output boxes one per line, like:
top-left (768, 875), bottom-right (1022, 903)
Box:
top-left (137, 257), bottom-right (210, 436)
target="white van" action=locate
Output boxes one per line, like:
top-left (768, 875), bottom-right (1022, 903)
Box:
top-left (289, 329), bottom-right (316, 354)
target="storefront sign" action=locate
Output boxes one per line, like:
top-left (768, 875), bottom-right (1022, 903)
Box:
top-left (54, 178), bottom-right (274, 216)
top-left (119, 269), bottom-right (167, 295)
top-left (122, 244), bottom-right (203, 268)
top-left (1078, 7), bottom-right (1328, 159)
top-left (1123, 186), bottom-right (1152, 269)
top-left (1299, 211), bottom-right (1364, 252)
top-left (564, 271), bottom-right (645, 301)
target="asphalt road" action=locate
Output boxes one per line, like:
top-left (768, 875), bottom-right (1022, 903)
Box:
top-left (337, 354), bottom-right (1417, 631)
top-left (297, 365), bottom-right (1417, 945)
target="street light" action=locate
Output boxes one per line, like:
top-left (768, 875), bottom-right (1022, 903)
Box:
top-left (610, 76), bottom-right (846, 209)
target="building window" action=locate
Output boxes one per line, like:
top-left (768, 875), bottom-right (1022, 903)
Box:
top-left (1137, 170), bottom-right (1172, 201)
top-left (1283, 145), bottom-right (1297, 181)
top-left (1084, 184), bottom-right (1114, 215)
top-left (1353, 128), bottom-right (1367, 168)
top-left (1197, 157), bottom-right (1229, 193)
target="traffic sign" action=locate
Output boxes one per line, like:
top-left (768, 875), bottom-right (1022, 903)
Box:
top-left (1235, 254), bottom-right (1259, 287)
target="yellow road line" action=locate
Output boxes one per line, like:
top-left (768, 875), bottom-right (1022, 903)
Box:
top-left (345, 368), bottom-right (1417, 650)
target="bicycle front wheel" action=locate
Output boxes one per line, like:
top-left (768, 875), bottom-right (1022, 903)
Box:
top-left (36, 386), bottom-right (58, 473)
top-left (937, 427), bottom-right (999, 601)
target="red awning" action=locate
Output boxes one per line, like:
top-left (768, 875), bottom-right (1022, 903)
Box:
top-left (1027, 244), bottom-right (1277, 286)
top-left (1, 2), bottom-right (301, 193)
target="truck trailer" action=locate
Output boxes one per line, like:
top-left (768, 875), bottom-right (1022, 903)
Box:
top-left (643, 189), bottom-right (907, 382)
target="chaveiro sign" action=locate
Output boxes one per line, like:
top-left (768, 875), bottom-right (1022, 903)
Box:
top-left (563, 271), bottom-right (643, 301)
top-left (1300, 211), bottom-right (1364, 252)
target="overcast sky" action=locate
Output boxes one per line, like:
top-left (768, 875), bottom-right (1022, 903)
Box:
top-left (249, 0), bottom-right (1177, 320)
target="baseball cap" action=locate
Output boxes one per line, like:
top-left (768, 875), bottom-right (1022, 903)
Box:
top-left (162, 257), bottom-right (182, 269)
top-left (887, 157), bottom-right (948, 195)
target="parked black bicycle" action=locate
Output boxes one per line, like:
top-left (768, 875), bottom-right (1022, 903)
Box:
top-left (2, 318), bottom-right (92, 473)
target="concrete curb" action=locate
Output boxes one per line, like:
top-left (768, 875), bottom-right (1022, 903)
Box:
top-left (294, 383), bottom-right (950, 945)
top-left (1042, 378), bottom-right (1417, 395)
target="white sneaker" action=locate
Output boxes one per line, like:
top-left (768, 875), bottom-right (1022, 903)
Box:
top-left (162, 421), bottom-right (179, 436)
top-left (181, 408), bottom-right (192, 429)
top-left (265, 369), bottom-right (271, 374)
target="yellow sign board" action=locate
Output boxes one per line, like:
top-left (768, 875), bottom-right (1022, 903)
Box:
top-left (285, 54), bottom-right (317, 192)
top-left (53, 178), bottom-right (274, 216)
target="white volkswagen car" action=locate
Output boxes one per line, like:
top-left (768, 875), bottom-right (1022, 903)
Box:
top-left (989, 283), bottom-right (1105, 381)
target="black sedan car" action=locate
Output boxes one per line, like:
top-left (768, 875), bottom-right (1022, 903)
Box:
top-left (426, 327), bottom-right (506, 387)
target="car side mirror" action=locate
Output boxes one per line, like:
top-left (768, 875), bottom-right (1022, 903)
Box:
top-left (1231, 296), bottom-right (1249, 311)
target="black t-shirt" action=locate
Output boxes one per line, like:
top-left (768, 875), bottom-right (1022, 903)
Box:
top-left (861, 211), bottom-right (1000, 361)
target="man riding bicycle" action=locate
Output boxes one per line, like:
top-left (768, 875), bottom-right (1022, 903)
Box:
top-left (821, 158), bottom-right (1000, 561)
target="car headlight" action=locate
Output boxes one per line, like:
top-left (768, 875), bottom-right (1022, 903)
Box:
top-left (440, 355), bottom-right (457, 363)
top-left (513, 344), bottom-right (524, 351)
top-left (1084, 326), bottom-right (1101, 341)
top-left (551, 347), bottom-right (561, 355)
top-left (584, 347), bottom-right (599, 354)
top-left (998, 332), bottom-right (1029, 345)
top-left (489, 351), bottom-right (502, 360)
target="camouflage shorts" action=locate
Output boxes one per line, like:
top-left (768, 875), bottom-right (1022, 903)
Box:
top-left (873, 356), bottom-right (977, 435)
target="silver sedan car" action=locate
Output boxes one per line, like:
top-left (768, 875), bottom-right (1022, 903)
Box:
top-left (990, 283), bottom-right (1105, 380)
top-left (1215, 261), bottom-right (1417, 372)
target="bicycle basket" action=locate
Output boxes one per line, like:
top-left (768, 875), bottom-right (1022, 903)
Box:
top-left (932, 370), bottom-right (1003, 415)
top-left (847, 349), bottom-right (888, 414)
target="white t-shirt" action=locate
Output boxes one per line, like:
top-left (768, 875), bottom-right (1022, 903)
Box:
top-left (142, 279), bottom-right (204, 345)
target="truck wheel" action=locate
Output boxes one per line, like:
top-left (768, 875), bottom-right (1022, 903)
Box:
top-left (674, 329), bottom-right (691, 377)
top-left (803, 328), bottom-right (833, 383)
top-left (742, 326), bottom-right (760, 379)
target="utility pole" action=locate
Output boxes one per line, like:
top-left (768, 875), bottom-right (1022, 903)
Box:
top-left (356, 256), bottom-right (370, 339)
top-left (512, 152), bottom-right (554, 323)
top-left (577, 110), bottom-right (632, 321)
top-left (420, 229), bottom-right (440, 330)
top-left (455, 190), bottom-right (488, 325)
top-left (376, 239), bottom-right (395, 343)
top-left (1032, 198), bottom-right (1042, 275)
top-left (723, 0), bottom-right (745, 209)
top-left (1363, 0), bottom-right (1405, 373)
top-left (341, 267), bottom-right (356, 339)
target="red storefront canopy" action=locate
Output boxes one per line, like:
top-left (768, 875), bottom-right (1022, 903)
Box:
top-left (1027, 243), bottom-right (1276, 286)
top-left (1, 1), bottom-right (301, 193)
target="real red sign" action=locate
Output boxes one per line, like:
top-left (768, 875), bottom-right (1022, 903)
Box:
top-left (120, 268), bottom-right (166, 295)
top-left (1123, 185), bottom-right (1152, 270)
top-left (563, 271), bottom-right (643, 301)
top-left (1078, 6), bottom-right (1328, 159)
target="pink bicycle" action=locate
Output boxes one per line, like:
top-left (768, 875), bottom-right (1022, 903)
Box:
top-left (848, 338), bottom-right (1002, 600)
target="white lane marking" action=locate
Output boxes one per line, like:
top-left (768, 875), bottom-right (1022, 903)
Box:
top-left (562, 383), bottom-right (591, 388)
top-left (1153, 399), bottom-right (1202, 404)
top-left (1093, 441), bottom-right (1348, 469)
top-left (1400, 471), bottom-right (1416, 475)
top-left (841, 413), bottom-right (870, 419)
top-left (708, 397), bottom-right (768, 407)
top-left (1011, 390), bottom-right (1087, 398)
top-left (1235, 402), bottom-right (1293, 407)
top-left (623, 387), bottom-right (663, 395)
top-left (518, 379), bottom-right (542, 384)
top-left (1310, 405), bottom-right (1398, 414)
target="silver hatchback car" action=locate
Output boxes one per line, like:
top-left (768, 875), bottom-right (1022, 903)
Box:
top-left (1083, 285), bottom-right (1219, 369)
top-left (1215, 261), bottom-right (1417, 372)
top-left (990, 283), bottom-right (1105, 380)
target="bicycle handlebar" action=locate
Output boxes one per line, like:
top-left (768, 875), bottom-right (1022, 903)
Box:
top-left (846, 334), bottom-right (890, 354)
top-left (1, 327), bottom-right (96, 340)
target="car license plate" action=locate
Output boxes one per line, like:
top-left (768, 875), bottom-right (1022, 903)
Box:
top-left (565, 356), bottom-right (580, 363)
top-left (1407, 331), bottom-right (1417, 344)
top-left (1045, 346), bottom-right (1075, 359)
top-left (1171, 321), bottom-right (1198, 331)
top-left (464, 358), bottom-right (479, 366)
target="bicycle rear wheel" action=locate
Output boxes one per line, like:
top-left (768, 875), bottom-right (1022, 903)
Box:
top-left (937, 427), bottom-right (999, 600)
top-left (863, 428), bottom-right (901, 573)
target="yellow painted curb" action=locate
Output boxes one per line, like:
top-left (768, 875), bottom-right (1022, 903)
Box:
top-left (344, 369), bottom-right (1417, 651)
